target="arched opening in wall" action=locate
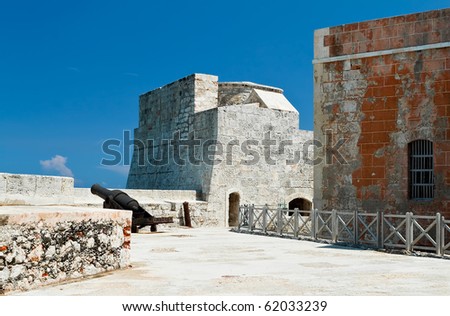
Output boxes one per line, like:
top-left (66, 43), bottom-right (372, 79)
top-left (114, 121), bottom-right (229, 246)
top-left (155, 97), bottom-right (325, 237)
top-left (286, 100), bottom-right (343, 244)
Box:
top-left (288, 198), bottom-right (312, 216)
top-left (228, 192), bottom-right (240, 227)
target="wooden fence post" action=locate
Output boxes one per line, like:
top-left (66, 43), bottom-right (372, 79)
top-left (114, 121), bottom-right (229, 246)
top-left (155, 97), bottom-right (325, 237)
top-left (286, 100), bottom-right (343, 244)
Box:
top-left (442, 216), bottom-right (447, 256)
top-left (242, 205), bottom-right (247, 230)
top-left (262, 204), bottom-right (268, 234)
top-left (249, 204), bottom-right (254, 232)
top-left (294, 208), bottom-right (299, 238)
top-left (436, 212), bottom-right (442, 256)
top-left (237, 205), bottom-right (242, 232)
top-left (332, 209), bottom-right (338, 243)
top-left (406, 212), bottom-right (413, 252)
top-left (277, 207), bottom-right (282, 235)
top-left (377, 210), bottom-right (384, 249)
top-left (311, 209), bottom-right (317, 240)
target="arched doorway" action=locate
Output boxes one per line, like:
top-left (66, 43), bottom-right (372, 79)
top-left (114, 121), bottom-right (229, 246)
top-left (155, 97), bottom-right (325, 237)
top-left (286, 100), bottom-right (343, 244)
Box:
top-left (288, 198), bottom-right (312, 216)
top-left (228, 192), bottom-right (240, 227)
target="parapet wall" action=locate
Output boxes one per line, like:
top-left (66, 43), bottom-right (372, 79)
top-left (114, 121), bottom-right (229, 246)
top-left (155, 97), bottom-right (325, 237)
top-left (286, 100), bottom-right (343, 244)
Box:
top-left (0, 173), bottom-right (74, 206)
top-left (0, 173), bottom-right (198, 206)
top-left (73, 188), bottom-right (198, 205)
top-left (314, 8), bottom-right (449, 60)
top-left (74, 188), bottom-right (209, 227)
top-left (0, 172), bottom-right (210, 228)
top-left (0, 206), bottom-right (131, 294)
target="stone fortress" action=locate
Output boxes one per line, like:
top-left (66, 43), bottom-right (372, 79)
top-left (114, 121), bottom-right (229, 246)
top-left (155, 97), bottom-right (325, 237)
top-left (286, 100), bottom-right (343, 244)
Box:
top-left (1, 7), bottom-right (448, 294)
top-left (126, 74), bottom-right (314, 227)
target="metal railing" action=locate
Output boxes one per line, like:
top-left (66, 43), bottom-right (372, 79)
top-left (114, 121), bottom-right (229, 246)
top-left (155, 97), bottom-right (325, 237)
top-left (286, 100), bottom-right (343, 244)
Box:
top-left (237, 205), bottom-right (450, 257)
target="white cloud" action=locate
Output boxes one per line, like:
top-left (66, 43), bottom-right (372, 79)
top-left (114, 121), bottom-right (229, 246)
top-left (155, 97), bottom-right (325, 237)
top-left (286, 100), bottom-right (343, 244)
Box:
top-left (99, 165), bottom-right (130, 177)
top-left (40, 155), bottom-right (74, 177)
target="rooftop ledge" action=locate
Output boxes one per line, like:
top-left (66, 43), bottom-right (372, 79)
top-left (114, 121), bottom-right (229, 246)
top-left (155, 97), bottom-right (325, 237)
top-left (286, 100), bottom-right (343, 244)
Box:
top-left (219, 81), bottom-right (283, 93)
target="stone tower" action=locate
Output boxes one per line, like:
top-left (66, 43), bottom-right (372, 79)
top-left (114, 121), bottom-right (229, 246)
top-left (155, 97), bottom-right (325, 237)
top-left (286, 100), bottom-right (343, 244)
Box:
top-left (127, 73), bottom-right (313, 226)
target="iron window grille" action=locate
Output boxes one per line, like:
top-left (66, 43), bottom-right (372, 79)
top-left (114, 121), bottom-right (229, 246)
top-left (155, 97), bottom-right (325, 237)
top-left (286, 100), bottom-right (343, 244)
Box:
top-left (409, 139), bottom-right (434, 200)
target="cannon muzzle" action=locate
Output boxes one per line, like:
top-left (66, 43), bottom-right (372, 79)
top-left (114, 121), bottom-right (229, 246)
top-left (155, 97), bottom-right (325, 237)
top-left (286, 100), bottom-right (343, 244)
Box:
top-left (90, 183), bottom-right (111, 200)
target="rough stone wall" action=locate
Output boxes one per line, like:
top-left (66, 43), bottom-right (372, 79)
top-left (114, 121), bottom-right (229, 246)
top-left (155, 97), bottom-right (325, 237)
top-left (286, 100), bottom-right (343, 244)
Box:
top-left (138, 201), bottom-right (209, 228)
top-left (206, 105), bottom-right (314, 225)
top-left (314, 8), bottom-right (450, 217)
top-left (0, 206), bottom-right (131, 294)
top-left (127, 73), bottom-right (218, 192)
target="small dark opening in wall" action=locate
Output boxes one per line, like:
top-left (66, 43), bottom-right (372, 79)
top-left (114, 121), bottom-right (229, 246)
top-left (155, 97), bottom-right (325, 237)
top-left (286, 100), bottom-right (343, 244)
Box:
top-left (288, 198), bottom-right (312, 216)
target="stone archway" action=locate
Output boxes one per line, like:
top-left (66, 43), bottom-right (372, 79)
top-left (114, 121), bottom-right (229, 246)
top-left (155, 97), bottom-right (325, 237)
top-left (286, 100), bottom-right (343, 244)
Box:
top-left (228, 192), bottom-right (240, 227)
top-left (288, 198), bottom-right (312, 216)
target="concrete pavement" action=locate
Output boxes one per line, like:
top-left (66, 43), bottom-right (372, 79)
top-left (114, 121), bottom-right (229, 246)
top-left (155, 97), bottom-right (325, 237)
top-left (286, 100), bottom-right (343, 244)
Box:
top-left (13, 227), bottom-right (450, 296)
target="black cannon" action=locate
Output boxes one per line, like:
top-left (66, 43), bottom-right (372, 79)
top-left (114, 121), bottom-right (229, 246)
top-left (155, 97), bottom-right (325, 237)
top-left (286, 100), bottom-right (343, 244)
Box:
top-left (91, 183), bottom-right (173, 233)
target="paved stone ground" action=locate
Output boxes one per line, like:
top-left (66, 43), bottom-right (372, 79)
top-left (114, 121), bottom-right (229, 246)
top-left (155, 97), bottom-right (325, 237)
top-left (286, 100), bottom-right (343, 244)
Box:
top-left (12, 228), bottom-right (450, 296)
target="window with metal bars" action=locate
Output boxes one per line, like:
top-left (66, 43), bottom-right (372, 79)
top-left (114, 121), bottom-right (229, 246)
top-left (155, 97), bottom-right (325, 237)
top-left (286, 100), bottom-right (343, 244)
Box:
top-left (408, 139), bottom-right (434, 200)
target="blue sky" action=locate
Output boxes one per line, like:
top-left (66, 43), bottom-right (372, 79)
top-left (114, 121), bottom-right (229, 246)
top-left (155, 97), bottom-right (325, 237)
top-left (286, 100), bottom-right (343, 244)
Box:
top-left (1, 0), bottom-right (448, 188)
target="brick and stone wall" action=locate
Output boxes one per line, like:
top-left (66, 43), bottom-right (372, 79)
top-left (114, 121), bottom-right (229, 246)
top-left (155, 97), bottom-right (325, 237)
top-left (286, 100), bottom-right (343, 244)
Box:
top-left (314, 8), bottom-right (450, 217)
top-left (316, 9), bottom-right (449, 59)
top-left (0, 206), bottom-right (131, 294)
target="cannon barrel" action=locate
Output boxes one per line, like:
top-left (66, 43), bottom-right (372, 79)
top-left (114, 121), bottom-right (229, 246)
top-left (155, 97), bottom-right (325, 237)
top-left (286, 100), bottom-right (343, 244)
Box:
top-left (90, 183), bottom-right (173, 233)
top-left (90, 183), bottom-right (149, 215)
top-left (90, 183), bottom-right (112, 200)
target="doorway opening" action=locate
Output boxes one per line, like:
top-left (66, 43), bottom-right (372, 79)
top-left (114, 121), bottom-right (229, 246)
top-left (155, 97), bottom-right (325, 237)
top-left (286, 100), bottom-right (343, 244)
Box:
top-left (288, 198), bottom-right (312, 216)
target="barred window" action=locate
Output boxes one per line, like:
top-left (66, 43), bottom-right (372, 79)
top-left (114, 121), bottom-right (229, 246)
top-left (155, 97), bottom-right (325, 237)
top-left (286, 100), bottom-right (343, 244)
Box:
top-left (409, 140), bottom-right (434, 200)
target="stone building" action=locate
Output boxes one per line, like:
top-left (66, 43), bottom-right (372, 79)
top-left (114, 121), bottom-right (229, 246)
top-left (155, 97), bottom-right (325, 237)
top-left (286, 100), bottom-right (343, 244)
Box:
top-left (313, 8), bottom-right (450, 217)
top-left (127, 74), bottom-right (314, 226)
